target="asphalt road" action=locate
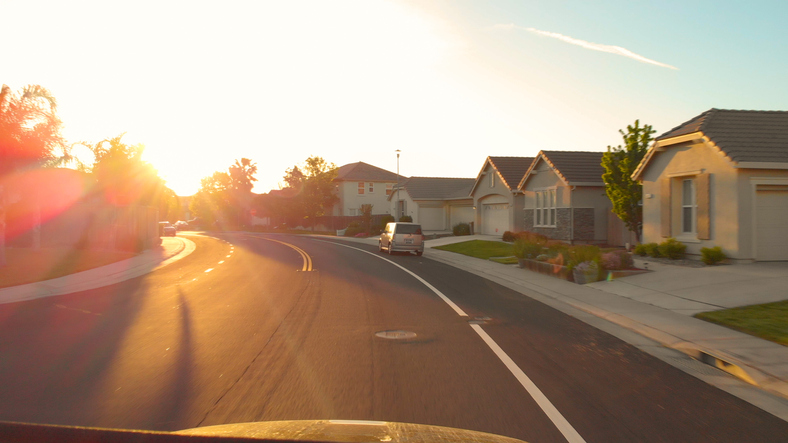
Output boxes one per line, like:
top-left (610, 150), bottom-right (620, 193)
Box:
top-left (0, 233), bottom-right (786, 442)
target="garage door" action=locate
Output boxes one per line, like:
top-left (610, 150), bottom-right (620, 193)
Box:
top-left (419, 207), bottom-right (445, 231)
top-left (482, 203), bottom-right (509, 235)
top-left (756, 187), bottom-right (788, 261)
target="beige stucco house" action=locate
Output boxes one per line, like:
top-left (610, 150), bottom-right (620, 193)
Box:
top-left (470, 156), bottom-right (534, 235)
top-left (518, 151), bottom-right (614, 244)
top-left (331, 162), bottom-right (402, 217)
top-left (387, 177), bottom-right (475, 231)
top-left (633, 109), bottom-right (788, 261)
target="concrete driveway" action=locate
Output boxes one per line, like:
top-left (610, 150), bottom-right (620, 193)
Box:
top-left (588, 260), bottom-right (788, 315)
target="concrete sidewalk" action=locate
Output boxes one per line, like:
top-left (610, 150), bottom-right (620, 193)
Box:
top-left (0, 236), bottom-right (196, 305)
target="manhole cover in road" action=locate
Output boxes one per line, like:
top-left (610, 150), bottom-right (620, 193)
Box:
top-left (375, 330), bottom-right (417, 340)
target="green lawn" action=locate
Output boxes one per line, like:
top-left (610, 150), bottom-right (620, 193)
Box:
top-left (0, 247), bottom-right (137, 288)
top-left (695, 301), bottom-right (788, 347)
top-left (434, 240), bottom-right (516, 261)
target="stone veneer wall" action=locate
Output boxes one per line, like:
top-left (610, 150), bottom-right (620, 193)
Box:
top-left (522, 207), bottom-right (596, 243)
top-left (572, 208), bottom-right (595, 242)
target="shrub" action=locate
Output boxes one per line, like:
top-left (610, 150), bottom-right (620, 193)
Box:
top-left (601, 250), bottom-right (635, 270)
top-left (618, 250), bottom-right (635, 269)
top-left (536, 254), bottom-right (549, 262)
top-left (513, 238), bottom-right (544, 259)
top-left (399, 215), bottom-right (413, 222)
top-left (568, 245), bottom-right (600, 269)
top-left (574, 260), bottom-right (598, 274)
top-left (658, 237), bottom-right (686, 259)
top-left (453, 223), bottom-right (471, 236)
top-left (701, 246), bottom-right (726, 265)
top-left (600, 252), bottom-right (622, 270)
top-left (634, 243), bottom-right (648, 256)
top-left (546, 243), bottom-right (570, 266)
top-left (502, 231), bottom-right (517, 242)
top-left (380, 215), bottom-right (395, 230)
top-left (344, 221), bottom-right (365, 237)
top-left (641, 242), bottom-right (660, 258)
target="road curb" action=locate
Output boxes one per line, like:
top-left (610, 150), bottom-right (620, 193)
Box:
top-left (422, 248), bottom-right (788, 402)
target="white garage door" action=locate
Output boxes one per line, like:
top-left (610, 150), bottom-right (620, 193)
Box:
top-left (482, 203), bottom-right (509, 235)
top-left (756, 188), bottom-right (788, 261)
top-left (419, 207), bottom-right (445, 231)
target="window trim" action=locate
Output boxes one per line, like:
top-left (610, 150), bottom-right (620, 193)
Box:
top-left (368, 182), bottom-right (374, 194)
top-left (357, 182), bottom-right (364, 195)
top-left (534, 188), bottom-right (557, 228)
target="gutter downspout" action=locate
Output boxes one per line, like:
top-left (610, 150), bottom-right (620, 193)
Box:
top-left (569, 186), bottom-right (576, 244)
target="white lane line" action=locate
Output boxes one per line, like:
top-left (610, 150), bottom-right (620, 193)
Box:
top-left (315, 239), bottom-right (585, 443)
top-left (314, 240), bottom-right (467, 316)
top-left (205, 268), bottom-right (213, 273)
top-left (226, 255), bottom-right (232, 258)
top-left (471, 324), bottom-right (586, 443)
top-left (218, 261), bottom-right (225, 264)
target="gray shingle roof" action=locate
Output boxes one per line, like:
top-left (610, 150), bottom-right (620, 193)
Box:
top-left (656, 108), bottom-right (788, 163)
top-left (399, 177), bottom-right (475, 200)
top-left (539, 151), bottom-right (605, 184)
top-left (488, 156), bottom-right (535, 190)
top-left (335, 162), bottom-right (400, 181)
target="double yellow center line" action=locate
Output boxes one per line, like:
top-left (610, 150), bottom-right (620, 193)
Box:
top-left (261, 238), bottom-right (313, 272)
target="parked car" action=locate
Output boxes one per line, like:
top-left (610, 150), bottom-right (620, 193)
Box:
top-left (159, 222), bottom-right (177, 237)
top-left (173, 220), bottom-right (189, 230)
top-left (379, 222), bottom-right (425, 256)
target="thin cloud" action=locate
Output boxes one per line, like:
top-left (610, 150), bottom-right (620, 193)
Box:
top-left (495, 24), bottom-right (678, 70)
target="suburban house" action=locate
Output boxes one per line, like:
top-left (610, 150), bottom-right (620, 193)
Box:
top-left (470, 156), bottom-right (534, 235)
top-left (519, 151), bottom-right (618, 245)
top-left (331, 162), bottom-right (402, 217)
top-left (387, 177), bottom-right (475, 231)
top-left (633, 108), bottom-right (788, 261)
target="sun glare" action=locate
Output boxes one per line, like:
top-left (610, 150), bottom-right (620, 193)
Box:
top-left (46, 0), bottom-right (455, 196)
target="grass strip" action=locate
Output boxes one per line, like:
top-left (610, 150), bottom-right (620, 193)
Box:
top-left (695, 301), bottom-right (788, 346)
top-left (434, 240), bottom-right (514, 260)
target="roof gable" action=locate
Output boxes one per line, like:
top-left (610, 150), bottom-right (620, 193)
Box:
top-left (634, 108), bottom-right (788, 180)
top-left (519, 151), bottom-right (605, 188)
top-left (335, 162), bottom-right (400, 182)
top-left (471, 156), bottom-right (534, 195)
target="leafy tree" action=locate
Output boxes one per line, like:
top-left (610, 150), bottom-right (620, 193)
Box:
top-left (0, 84), bottom-right (65, 266)
top-left (190, 158), bottom-right (257, 229)
top-left (87, 135), bottom-right (178, 221)
top-left (281, 156), bottom-right (338, 229)
top-left (601, 120), bottom-right (655, 243)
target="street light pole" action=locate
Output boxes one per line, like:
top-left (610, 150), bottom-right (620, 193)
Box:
top-left (396, 149), bottom-right (401, 220)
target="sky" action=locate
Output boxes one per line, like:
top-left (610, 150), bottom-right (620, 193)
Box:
top-left (3, 0), bottom-right (787, 196)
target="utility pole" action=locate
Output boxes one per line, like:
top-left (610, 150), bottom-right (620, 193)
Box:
top-left (396, 149), bottom-right (401, 219)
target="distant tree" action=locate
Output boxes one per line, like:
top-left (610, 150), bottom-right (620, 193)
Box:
top-left (281, 156), bottom-right (338, 229)
top-left (190, 158), bottom-right (257, 229)
top-left (0, 84), bottom-right (66, 266)
top-left (87, 135), bottom-right (178, 220)
top-left (602, 120), bottom-right (656, 243)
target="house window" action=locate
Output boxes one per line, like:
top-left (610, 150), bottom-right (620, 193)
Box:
top-left (490, 173), bottom-right (495, 187)
top-left (386, 183), bottom-right (393, 196)
top-left (358, 182), bottom-right (364, 195)
top-left (368, 182), bottom-right (374, 193)
top-left (349, 208), bottom-right (358, 216)
top-left (682, 179), bottom-right (696, 233)
top-left (535, 189), bottom-right (556, 227)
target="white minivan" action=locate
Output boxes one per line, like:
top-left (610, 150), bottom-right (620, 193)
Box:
top-left (379, 222), bottom-right (425, 256)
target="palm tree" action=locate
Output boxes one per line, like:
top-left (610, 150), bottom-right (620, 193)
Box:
top-left (0, 84), bottom-right (65, 266)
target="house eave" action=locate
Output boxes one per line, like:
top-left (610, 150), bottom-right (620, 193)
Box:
top-left (734, 162), bottom-right (788, 170)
